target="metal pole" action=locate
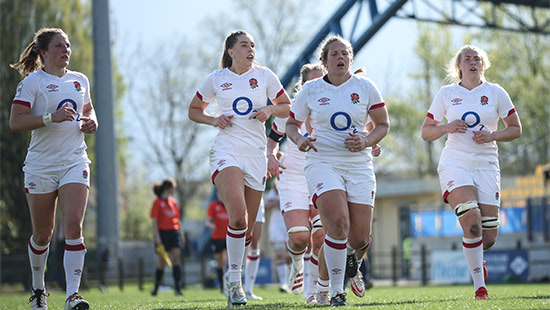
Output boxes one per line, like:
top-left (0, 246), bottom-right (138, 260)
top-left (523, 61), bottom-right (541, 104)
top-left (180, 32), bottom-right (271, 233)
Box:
top-left (93, 0), bottom-right (119, 280)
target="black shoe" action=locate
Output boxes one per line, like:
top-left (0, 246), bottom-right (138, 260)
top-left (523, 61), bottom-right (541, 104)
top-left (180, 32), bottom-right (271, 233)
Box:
top-left (175, 290), bottom-right (182, 296)
top-left (346, 253), bottom-right (358, 278)
top-left (151, 289), bottom-right (158, 296)
top-left (330, 293), bottom-right (347, 307)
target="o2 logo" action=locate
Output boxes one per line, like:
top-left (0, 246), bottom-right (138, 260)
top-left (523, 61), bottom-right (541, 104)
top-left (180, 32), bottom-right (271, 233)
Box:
top-left (232, 97), bottom-right (253, 116)
top-left (330, 111), bottom-right (357, 133)
top-left (57, 99), bottom-right (81, 121)
top-left (461, 111), bottom-right (485, 131)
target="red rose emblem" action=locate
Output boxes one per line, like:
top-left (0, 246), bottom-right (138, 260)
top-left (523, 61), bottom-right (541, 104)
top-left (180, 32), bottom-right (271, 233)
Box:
top-left (249, 78), bottom-right (258, 89)
top-left (351, 93), bottom-right (360, 104)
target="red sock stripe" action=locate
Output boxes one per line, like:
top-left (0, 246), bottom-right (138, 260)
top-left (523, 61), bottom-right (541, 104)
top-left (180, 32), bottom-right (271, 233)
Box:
top-left (28, 240), bottom-right (48, 255)
top-left (247, 254), bottom-right (260, 260)
top-left (287, 244), bottom-right (307, 256)
top-left (358, 242), bottom-right (370, 251)
top-left (227, 226), bottom-right (247, 239)
top-left (318, 281), bottom-right (329, 288)
top-left (65, 243), bottom-right (86, 251)
top-left (325, 238), bottom-right (347, 250)
top-left (310, 256), bottom-right (319, 266)
top-left (245, 236), bottom-right (252, 246)
top-left (462, 239), bottom-right (483, 248)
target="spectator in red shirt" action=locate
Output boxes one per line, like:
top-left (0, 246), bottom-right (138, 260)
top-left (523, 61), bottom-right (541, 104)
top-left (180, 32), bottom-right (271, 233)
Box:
top-left (206, 188), bottom-right (229, 294)
top-left (150, 178), bottom-right (186, 296)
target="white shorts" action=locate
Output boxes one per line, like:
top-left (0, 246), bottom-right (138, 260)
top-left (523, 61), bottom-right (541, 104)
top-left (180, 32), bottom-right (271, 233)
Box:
top-left (24, 162), bottom-right (90, 194)
top-left (279, 171), bottom-right (311, 213)
top-left (255, 200), bottom-right (265, 223)
top-left (305, 161), bottom-right (376, 206)
top-left (438, 165), bottom-right (500, 206)
top-left (210, 151), bottom-right (267, 192)
top-left (269, 208), bottom-right (288, 244)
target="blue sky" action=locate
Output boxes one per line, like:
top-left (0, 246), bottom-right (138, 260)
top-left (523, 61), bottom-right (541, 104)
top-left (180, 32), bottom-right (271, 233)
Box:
top-left (109, 0), bottom-right (420, 180)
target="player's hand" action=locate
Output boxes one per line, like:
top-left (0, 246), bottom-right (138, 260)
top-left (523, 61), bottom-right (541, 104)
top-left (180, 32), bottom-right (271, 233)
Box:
top-left (80, 116), bottom-right (98, 134)
top-left (345, 132), bottom-right (367, 152)
top-left (297, 136), bottom-right (317, 152)
top-left (52, 102), bottom-right (77, 123)
top-left (213, 114), bottom-right (233, 129)
top-left (249, 106), bottom-right (272, 122)
top-left (267, 153), bottom-right (286, 180)
top-left (446, 120), bottom-right (468, 133)
top-left (472, 130), bottom-right (493, 144)
top-left (371, 144), bottom-right (381, 157)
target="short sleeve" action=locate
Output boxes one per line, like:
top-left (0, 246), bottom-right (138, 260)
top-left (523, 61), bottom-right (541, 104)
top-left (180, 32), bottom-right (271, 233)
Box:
top-left (196, 71), bottom-right (218, 103)
top-left (150, 200), bottom-right (160, 218)
top-left (264, 68), bottom-right (285, 100)
top-left (427, 88), bottom-right (446, 121)
top-left (289, 84), bottom-right (310, 122)
top-left (366, 79), bottom-right (385, 110)
top-left (13, 75), bottom-right (37, 108)
top-left (272, 117), bottom-right (288, 134)
top-left (495, 84), bottom-right (515, 119)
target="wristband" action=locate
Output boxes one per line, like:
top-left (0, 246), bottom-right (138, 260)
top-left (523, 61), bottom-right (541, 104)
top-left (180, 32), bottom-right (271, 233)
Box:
top-left (42, 113), bottom-right (52, 126)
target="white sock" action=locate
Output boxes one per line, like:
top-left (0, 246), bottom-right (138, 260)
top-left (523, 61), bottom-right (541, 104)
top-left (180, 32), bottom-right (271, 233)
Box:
top-left (226, 226), bottom-right (247, 283)
top-left (303, 253), bottom-right (311, 297)
top-left (287, 241), bottom-right (305, 273)
top-left (276, 261), bottom-right (289, 286)
top-left (462, 236), bottom-right (485, 291)
top-left (307, 253), bottom-right (319, 296)
top-left (64, 237), bottom-right (86, 299)
top-left (28, 236), bottom-right (50, 291)
top-left (317, 277), bottom-right (330, 293)
top-left (324, 235), bottom-right (347, 297)
top-left (244, 248), bottom-right (260, 293)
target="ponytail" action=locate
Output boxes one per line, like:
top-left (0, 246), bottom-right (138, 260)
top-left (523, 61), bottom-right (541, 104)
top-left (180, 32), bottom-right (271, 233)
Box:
top-left (10, 28), bottom-right (66, 76)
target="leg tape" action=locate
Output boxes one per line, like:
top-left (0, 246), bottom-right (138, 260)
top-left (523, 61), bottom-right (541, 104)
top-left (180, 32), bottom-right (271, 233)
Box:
top-left (482, 216), bottom-right (499, 230)
top-left (311, 215), bottom-right (323, 233)
top-left (454, 200), bottom-right (479, 218)
top-left (288, 226), bottom-right (310, 234)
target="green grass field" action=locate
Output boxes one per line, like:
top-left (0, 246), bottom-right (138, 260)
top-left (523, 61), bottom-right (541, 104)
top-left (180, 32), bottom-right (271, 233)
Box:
top-left (1, 282), bottom-right (548, 309)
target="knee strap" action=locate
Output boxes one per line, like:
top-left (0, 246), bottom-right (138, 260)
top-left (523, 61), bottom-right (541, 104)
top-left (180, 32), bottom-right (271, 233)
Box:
top-left (454, 200), bottom-right (479, 218)
top-left (482, 216), bottom-right (499, 230)
top-left (311, 215), bottom-right (323, 233)
top-left (288, 226), bottom-right (310, 234)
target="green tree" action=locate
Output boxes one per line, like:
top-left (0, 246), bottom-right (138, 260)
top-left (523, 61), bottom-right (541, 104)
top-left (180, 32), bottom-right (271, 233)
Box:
top-left (466, 23), bottom-right (550, 174)
top-left (0, 0), bottom-right (93, 254)
top-left (380, 23), bottom-right (453, 177)
top-left (0, 0), bottom-right (127, 254)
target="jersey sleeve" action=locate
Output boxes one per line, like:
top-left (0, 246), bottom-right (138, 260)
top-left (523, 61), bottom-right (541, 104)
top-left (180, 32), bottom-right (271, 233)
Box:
top-left (13, 75), bottom-right (37, 108)
top-left (289, 84), bottom-right (310, 122)
top-left (427, 88), bottom-right (446, 122)
top-left (196, 71), bottom-right (217, 102)
top-left (272, 117), bottom-right (288, 134)
top-left (264, 67), bottom-right (285, 100)
top-left (366, 79), bottom-right (385, 110)
top-left (172, 198), bottom-right (181, 219)
top-left (494, 84), bottom-right (516, 118)
top-left (150, 200), bottom-right (160, 218)
top-left (206, 202), bottom-right (215, 218)
top-left (83, 74), bottom-right (91, 104)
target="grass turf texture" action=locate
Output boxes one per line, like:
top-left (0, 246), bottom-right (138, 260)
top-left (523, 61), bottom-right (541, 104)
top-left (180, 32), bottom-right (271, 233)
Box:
top-left (1, 283), bottom-right (548, 309)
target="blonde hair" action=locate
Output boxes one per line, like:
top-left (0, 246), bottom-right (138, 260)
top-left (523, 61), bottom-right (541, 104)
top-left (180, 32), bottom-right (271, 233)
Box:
top-left (10, 28), bottom-right (67, 76)
top-left (318, 35), bottom-right (354, 64)
top-left (293, 63), bottom-right (325, 96)
top-left (445, 45), bottom-right (491, 84)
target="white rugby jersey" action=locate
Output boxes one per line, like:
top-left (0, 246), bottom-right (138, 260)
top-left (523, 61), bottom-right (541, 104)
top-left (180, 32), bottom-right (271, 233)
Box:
top-left (197, 65), bottom-right (285, 157)
top-left (13, 69), bottom-right (91, 169)
top-left (272, 116), bottom-right (307, 175)
top-left (427, 82), bottom-right (516, 170)
top-left (290, 74), bottom-right (385, 163)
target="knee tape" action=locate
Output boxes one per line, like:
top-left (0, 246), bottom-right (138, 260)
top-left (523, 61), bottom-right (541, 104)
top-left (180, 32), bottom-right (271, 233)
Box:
top-left (288, 226), bottom-right (310, 234)
top-left (311, 215), bottom-right (323, 233)
top-left (454, 200), bottom-right (479, 218)
top-left (482, 216), bottom-right (499, 230)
